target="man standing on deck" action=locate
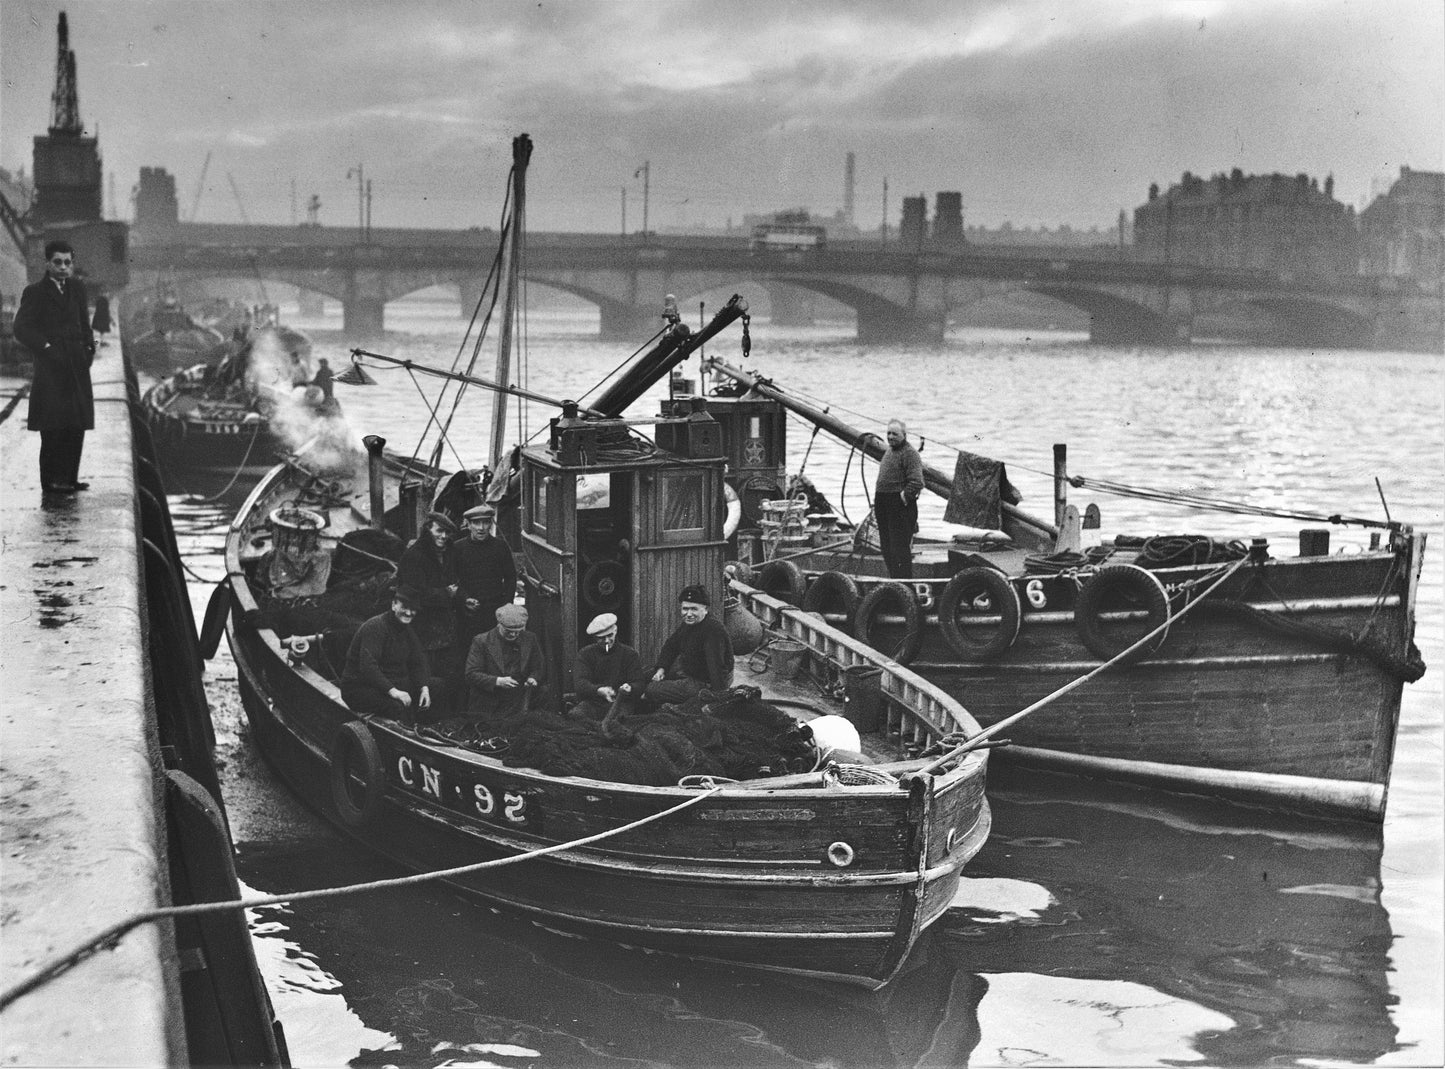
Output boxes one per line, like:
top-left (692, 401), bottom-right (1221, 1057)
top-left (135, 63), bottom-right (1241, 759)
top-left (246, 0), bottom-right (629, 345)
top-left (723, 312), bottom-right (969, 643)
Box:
top-left (572, 613), bottom-right (648, 719)
top-left (339, 585), bottom-right (440, 725)
top-left (13, 241), bottom-right (96, 494)
top-left (645, 585), bottom-right (735, 706)
top-left (874, 418), bottom-right (924, 579)
top-left (395, 511), bottom-right (459, 673)
top-left (448, 503), bottom-right (517, 659)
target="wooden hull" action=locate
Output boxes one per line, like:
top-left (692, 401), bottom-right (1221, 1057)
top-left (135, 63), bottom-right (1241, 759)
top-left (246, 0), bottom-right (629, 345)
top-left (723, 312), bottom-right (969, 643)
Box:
top-left (801, 541), bottom-right (1425, 820)
top-left (223, 463), bottom-right (992, 988)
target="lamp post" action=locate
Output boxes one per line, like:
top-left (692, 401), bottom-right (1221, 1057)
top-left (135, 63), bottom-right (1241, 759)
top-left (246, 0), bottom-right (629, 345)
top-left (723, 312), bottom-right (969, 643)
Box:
top-left (634, 160), bottom-right (650, 236)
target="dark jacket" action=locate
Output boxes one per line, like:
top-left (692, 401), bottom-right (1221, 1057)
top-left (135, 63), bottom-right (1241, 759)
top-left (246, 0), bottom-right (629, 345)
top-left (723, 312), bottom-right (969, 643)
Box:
top-left (465, 627), bottom-right (544, 716)
top-left (448, 534), bottom-right (517, 635)
top-left (14, 274), bottom-right (95, 431)
top-left (574, 641), bottom-right (648, 702)
top-left (395, 536), bottom-right (456, 650)
top-left (341, 611), bottom-right (429, 695)
top-left (654, 615), bottom-right (735, 691)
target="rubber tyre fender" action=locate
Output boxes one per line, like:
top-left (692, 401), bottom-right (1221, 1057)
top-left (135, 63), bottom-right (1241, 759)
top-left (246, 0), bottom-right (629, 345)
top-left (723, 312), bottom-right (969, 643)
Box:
top-left (855, 581), bottom-right (924, 665)
top-left (330, 721), bottom-right (386, 828)
top-left (757, 559), bottom-right (807, 606)
top-left (937, 566), bottom-right (1022, 662)
top-left (801, 570), bottom-right (862, 635)
top-left (198, 578), bottom-right (233, 660)
top-left (1073, 564), bottom-right (1172, 664)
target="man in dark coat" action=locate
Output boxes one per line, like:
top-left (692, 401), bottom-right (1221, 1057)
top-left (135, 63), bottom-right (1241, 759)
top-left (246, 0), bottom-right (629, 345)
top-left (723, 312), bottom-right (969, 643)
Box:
top-left (339, 585), bottom-right (443, 725)
top-left (464, 603), bottom-right (545, 721)
top-left (395, 510), bottom-right (459, 670)
top-left (572, 612), bottom-right (648, 719)
top-left (645, 584), bottom-right (735, 706)
top-left (448, 502), bottom-right (517, 653)
top-left (13, 241), bottom-right (96, 493)
top-left (874, 418), bottom-right (924, 578)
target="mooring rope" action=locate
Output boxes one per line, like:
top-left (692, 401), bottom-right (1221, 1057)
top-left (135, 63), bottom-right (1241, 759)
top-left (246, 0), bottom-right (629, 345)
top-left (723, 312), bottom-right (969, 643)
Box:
top-left (0, 784), bottom-right (723, 1013)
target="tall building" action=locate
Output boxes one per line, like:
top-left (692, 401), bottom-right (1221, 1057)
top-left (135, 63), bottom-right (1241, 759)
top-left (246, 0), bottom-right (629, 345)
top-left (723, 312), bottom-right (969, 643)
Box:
top-left (1133, 169), bottom-right (1358, 279)
top-left (135, 167), bottom-right (180, 230)
top-left (900, 196), bottom-right (927, 249)
top-left (932, 192), bottom-right (964, 245)
top-left (1359, 166), bottom-right (1444, 288)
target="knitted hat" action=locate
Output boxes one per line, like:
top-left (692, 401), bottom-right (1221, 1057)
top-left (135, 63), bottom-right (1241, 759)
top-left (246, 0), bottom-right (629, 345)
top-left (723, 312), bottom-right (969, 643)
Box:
top-left (678, 584), bottom-right (710, 606)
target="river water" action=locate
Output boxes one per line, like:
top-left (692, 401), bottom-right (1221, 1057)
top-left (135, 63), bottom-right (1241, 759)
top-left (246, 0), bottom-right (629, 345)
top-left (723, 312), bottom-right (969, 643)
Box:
top-left (162, 296), bottom-right (1441, 1069)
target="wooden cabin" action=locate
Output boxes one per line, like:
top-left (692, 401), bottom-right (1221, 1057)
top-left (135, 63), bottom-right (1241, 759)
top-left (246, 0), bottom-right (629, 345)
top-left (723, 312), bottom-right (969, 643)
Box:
top-left (518, 398), bottom-right (733, 700)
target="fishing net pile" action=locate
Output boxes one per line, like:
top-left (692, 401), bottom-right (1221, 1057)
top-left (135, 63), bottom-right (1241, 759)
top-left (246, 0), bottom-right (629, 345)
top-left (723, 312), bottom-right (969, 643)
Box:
top-left (424, 685), bottom-right (821, 786)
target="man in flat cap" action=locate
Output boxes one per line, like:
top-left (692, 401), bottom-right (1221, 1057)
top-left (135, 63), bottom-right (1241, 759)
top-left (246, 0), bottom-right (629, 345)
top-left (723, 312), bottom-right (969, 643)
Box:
top-left (645, 584), bottom-right (735, 706)
top-left (572, 613), bottom-right (648, 719)
top-left (395, 510), bottom-right (459, 669)
top-left (339, 584), bottom-right (441, 725)
top-left (449, 502), bottom-right (517, 656)
top-left (465, 602), bottom-right (545, 720)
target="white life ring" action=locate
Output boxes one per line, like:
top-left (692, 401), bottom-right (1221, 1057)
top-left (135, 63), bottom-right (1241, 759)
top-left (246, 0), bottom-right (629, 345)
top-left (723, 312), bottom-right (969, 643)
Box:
top-left (723, 483), bottom-right (742, 539)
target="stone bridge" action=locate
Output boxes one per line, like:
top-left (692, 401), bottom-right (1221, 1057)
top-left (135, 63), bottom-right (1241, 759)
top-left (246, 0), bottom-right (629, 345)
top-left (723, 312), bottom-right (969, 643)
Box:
top-left (128, 223), bottom-right (1439, 349)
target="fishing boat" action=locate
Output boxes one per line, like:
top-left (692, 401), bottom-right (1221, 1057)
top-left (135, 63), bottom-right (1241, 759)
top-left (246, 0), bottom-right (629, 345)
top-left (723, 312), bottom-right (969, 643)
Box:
top-left (696, 359), bottom-right (1426, 822)
top-left (211, 135), bottom-right (992, 989)
top-left (141, 316), bottom-right (340, 486)
top-left (123, 290), bottom-right (230, 375)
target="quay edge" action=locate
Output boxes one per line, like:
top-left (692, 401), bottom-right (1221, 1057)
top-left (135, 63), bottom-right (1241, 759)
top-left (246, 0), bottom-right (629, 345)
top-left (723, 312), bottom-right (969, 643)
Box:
top-left (0, 331), bottom-right (285, 1066)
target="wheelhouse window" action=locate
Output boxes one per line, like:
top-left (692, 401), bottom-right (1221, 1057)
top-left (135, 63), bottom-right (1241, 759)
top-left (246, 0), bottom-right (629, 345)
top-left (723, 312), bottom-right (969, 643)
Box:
top-left (658, 470), bottom-right (705, 543)
top-left (528, 471), bottom-right (548, 537)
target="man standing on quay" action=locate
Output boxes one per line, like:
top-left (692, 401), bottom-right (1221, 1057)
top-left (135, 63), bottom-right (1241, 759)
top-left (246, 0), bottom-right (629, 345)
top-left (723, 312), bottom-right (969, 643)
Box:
top-left (874, 418), bottom-right (924, 579)
top-left (13, 240), bottom-right (96, 494)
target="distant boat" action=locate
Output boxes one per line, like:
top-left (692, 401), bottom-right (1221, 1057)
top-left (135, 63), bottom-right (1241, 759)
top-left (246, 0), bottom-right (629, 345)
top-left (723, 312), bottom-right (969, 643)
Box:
top-left (123, 292), bottom-right (229, 375)
top-left (141, 320), bottom-right (341, 486)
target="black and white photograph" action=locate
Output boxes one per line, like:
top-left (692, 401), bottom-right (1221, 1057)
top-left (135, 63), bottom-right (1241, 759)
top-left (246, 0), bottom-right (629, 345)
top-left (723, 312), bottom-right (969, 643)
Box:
top-left (1, 2), bottom-right (1440, 1066)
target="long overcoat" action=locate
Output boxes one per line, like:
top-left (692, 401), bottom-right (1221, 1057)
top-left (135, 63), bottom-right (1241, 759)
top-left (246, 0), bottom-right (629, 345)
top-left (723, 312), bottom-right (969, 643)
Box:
top-left (13, 275), bottom-right (96, 431)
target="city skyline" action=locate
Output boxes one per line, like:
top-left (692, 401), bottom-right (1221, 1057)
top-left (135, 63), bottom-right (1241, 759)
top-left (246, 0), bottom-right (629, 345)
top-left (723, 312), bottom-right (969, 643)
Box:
top-left (2, 0), bottom-right (1441, 233)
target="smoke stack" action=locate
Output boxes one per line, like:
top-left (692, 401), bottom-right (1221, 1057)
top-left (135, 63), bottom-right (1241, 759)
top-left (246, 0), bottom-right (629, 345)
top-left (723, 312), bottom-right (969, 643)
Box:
top-left (844, 152), bottom-right (856, 226)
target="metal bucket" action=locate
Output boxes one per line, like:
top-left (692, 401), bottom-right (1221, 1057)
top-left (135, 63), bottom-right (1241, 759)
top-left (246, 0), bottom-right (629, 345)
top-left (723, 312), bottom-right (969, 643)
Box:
top-left (770, 637), bottom-right (809, 679)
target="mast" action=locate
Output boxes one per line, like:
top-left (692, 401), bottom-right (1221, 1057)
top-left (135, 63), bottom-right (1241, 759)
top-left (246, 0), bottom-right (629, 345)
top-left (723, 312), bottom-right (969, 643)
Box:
top-left (705, 357), bottom-right (1057, 545)
top-left (490, 133), bottom-right (532, 470)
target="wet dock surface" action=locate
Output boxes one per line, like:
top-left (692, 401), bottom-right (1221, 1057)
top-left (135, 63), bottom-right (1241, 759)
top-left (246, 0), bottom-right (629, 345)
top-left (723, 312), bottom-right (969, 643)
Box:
top-left (0, 339), bottom-right (186, 1065)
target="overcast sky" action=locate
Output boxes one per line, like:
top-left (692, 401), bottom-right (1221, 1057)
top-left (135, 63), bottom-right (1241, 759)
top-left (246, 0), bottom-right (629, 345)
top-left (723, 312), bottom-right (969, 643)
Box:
top-left (2, 0), bottom-right (1441, 233)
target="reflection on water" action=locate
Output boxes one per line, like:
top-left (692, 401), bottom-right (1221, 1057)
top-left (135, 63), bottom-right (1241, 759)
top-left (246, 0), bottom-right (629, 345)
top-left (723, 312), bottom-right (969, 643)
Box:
top-left (164, 302), bottom-right (1440, 1067)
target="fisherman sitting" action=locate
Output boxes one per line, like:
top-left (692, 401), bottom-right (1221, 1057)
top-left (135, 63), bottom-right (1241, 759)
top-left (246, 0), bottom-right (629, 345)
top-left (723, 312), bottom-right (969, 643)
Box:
top-left (572, 613), bottom-right (648, 719)
top-left (464, 603), bottom-right (546, 722)
top-left (338, 585), bottom-right (446, 726)
top-left (644, 584), bottom-right (735, 707)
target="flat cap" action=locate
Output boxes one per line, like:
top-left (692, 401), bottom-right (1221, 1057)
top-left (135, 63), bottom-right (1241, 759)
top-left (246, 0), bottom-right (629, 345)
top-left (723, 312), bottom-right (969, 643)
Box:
top-left (678, 584), bottom-right (710, 606)
top-left (495, 603), bottom-right (528, 627)
top-left (425, 510), bottom-right (458, 533)
top-left (463, 503), bottom-right (496, 520)
top-left (586, 612), bottom-right (618, 636)
top-left (392, 584), bottom-right (423, 608)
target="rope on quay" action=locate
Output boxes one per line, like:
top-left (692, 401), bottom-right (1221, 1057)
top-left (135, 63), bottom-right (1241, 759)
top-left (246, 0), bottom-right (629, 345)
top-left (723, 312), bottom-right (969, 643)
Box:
top-left (0, 784), bottom-right (723, 1013)
top-left (914, 553), bottom-right (1252, 775)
